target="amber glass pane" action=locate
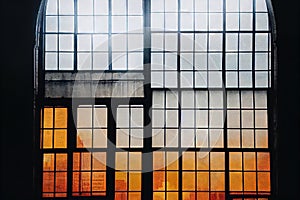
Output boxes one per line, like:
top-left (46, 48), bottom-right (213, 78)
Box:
top-left (77, 129), bottom-right (92, 148)
top-left (257, 152), bottom-right (270, 171)
top-left (197, 172), bottom-right (209, 191)
top-left (43, 172), bottom-right (54, 192)
top-left (81, 153), bottom-right (92, 170)
top-left (73, 172), bottom-right (80, 192)
top-left (54, 130), bottom-right (67, 148)
top-left (153, 192), bottom-right (165, 200)
top-left (92, 172), bottom-right (106, 192)
top-left (166, 152), bottom-right (178, 170)
top-left (129, 192), bottom-right (141, 200)
top-left (210, 172), bottom-right (225, 191)
top-left (183, 192), bottom-right (196, 200)
top-left (93, 129), bottom-right (107, 148)
top-left (55, 108), bottom-right (67, 128)
top-left (230, 172), bottom-right (242, 191)
top-left (129, 172), bottom-right (141, 191)
top-left (115, 172), bottom-right (127, 191)
top-left (92, 152), bottom-right (106, 170)
top-left (55, 172), bottom-right (67, 192)
top-left (183, 152), bottom-right (195, 170)
top-left (210, 192), bottom-right (225, 200)
top-left (244, 172), bottom-right (256, 191)
top-left (258, 172), bottom-right (271, 192)
top-left (43, 130), bottom-right (53, 149)
top-left (56, 154), bottom-right (67, 171)
top-left (153, 171), bottom-right (165, 191)
top-left (129, 152), bottom-right (142, 170)
top-left (229, 152), bottom-right (242, 170)
top-left (211, 152), bottom-right (225, 170)
top-left (81, 172), bottom-right (91, 192)
top-left (197, 152), bottom-right (209, 170)
top-left (73, 153), bottom-right (80, 171)
top-left (43, 154), bottom-right (54, 171)
top-left (115, 192), bottom-right (127, 200)
top-left (43, 193), bottom-right (54, 197)
top-left (167, 172), bottom-right (178, 191)
top-left (197, 192), bottom-right (209, 200)
top-left (116, 152), bottom-right (128, 170)
top-left (167, 192), bottom-right (178, 200)
top-left (244, 152), bottom-right (256, 171)
top-left (182, 172), bottom-right (195, 191)
top-left (43, 108), bottom-right (53, 128)
top-left (153, 151), bottom-right (165, 170)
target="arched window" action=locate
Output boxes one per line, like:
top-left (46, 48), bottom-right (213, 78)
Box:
top-left (34, 0), bottom-right (276, 199)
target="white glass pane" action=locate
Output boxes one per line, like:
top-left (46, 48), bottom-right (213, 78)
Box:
top-left (128, 34), bottom-right (143, 51)
top-left (93, 53), bottom-right (109, 70)
top-left (209, 34), bottom-right (222, 51)
top-left (45, 53), bottom-right (58, 70)
top-left (151, 0), bottom-right (164, 12)
top-left (241, 91), bottom-right (254, 108)
top-left (166, 129), bottom-right (178, 147)
top-left (59, 34), bottom-right (74, 51)
top-left (59, 16), bottom-right (74, 32)
top-left (94, 107), bottom-right (107, 127)
top-left (227, 91), bottom-right (240, 108)
top-left (151, 53), bottom-right (163, 69)
top-left (181, 13), bottom-right (194, 30)
top-left (153, 91), bottom-right (164, 108)
top-left (210, 91), bottom-right (223, 109)
top-left (255, 72), bottom-right (268, 88)
top-left (46, 34), bottom-right (58, 51)
top-left (165, 53), bottom-right (177, 70)
top-left (166, 91), bottom-right (178, 108)
top-left (226, 13), bottom-right (239, 31)
top-left (78, 0), bottom-right (93, 15)
top-left (128, 16), bottom-right (143, 33)
top-left (255, 91), bottom-right (267, 108)
top-left (181, 110), bottom-right (195, 127)
top-left (94, 16), bottom-right (109, 33)
top-left (195, 91), bottom-right (208, 108)
top-left (226, 72), bottom-right (238, 87)
top-left (194, 53), bottom-right (207, 70)
top-left (196, 110), bottom-right (208, 127)
top-left (209, 13), bottom-right (223, 31)
top-left (196, 129), bottom-right (208, 148)
top-left (78, 53), bottom-right (92, 70)
top-left (152, 110), bottom-right (164, 127)
top-left (46, 16), bottom-right (58, 32)
top-left (128, 53), bottom-right (143, 70)
top-left (239, 34), bottom-right (252, 51)
top-left (93, 34), bottom-right (109, 51)
top-left (181, 0), bottom-right (193, 12)
top-left (209, 110), bottom-right (224, 128)
top-left (181, 34), bottom-right (194, 51)
top-left (195, 0), bottom-right (207, 12)
top-left (181, 129), bottom-right (195, 147)
top-left (117, 129), bottom-right (129, 147)
top-left (209, 0), bottom-right (223, 12)
top-left (195, 13), bottom-right (207, 31)
top-left (165, 34), bottom-right (178, 51)
top-left (131, 107), bottom-right (143, 127)
top-left (226, 53), bottom-right (238, 70)
top-left (112, 53), bottom-right (127, 70)
top-left (112, 0), bottom-right (126, 15)
top-left (181, 91), bottom-right (194, 108)
top-left (151, 13), bottom-right (164, 30)
top-left (239, 72), bottom-right (252, 87)
top-left (166, 110), bottom-right (178, 127)
top-left (239, 53), bottom-right (252, 70)
top-left (112, 16), bottom-right (127, 33)
top-left (94, 129), bottom-right (107, 147)
top-left (255, 33), bottom-right (269, 51)
top-left (165, 0), bottom-right (178, 12)
top-left (59, 53), bottom-right (73, 70)
top-left (195, 72), bottom-right (207, 88)
top-left (195, 34), bottom-right (207, 51)
top-left (151, 72), bottom-right (163, 88)
top-left (180, 53), bottom-right (193, 70)
top-left (255, 53), bottom-right (268, 70)
top-left (226, 33), bottom-right (238, 51)
top-left (117, 107), bottom-right (129, 127)
top-left (255, 110), bottom-right (268, 128)
top-left (77, 107), bottom-right (92, 127)
top-left (131, 129), bottom-right (143, 147)
top-left (226, 0), bottom-right (239, 12)
top-left (208, 72), bottom-right (222, 88)
top-left (46, 0), bottom-right (57, 15)
top-left (112, 34), bottom-right (127, 51)
top-left (210, 129), bottom-right (223, 148)
top-left (78, 16), bottom-right (93, 33)
top-left (128, 0), bottom-right (143, 15)
top-left (59, 0), bottom-right (74, 15)
top-left (242, 111), bottom-right (254, 128)
top-left (180, 72), bottom-right (194, 88)
top-left (152, 129), bottom-right (164, 147)
top-left (240, 13), bottom-right (253, 31)
top-left (256, 13), bottom-right (269, 31)
top-left (77, 35), bottom-right (91, 51)
top-left (208, 53), bottom-right (222, 70)
top-left (256, 0), bottom-right (268, 12)
top-left (151, 33), bottom-right (164, 50)
top-left (165, 13), bottom-right (178, 31)
top-left (95, 0), bottom-right (109, 15)
top-left (240, 0), bottom-right (253, 12)
top-left (165, 72), bottom-right (178, 88)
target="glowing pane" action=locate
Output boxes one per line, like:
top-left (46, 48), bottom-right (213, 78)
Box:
top-left (55, 172), bottom-right (67, 192)
top-left (43, 108), bottom-right (53, 128)
top-left (153, 172), bottom-right (165, 191)
top-left (167, 172), bottom-right (178, 191)
top-left (258, 172), bottom-right (271, 192)
top-left (182, 172), bottom-right (195, 191)
top-left (229, 152), bottom-right (242, 170)
top-left (116, 153), bottom-right (128, 170)
top-left (197, 172), bottom-right (209, 191)
top-left (92, 172), bottom-right (106, 192)
top-left (230, 172), bottom-right (242, 191)
top-left (56, 154), bottom-right (67, 171)
top-left (211, 152), bottom-right (225, 170)
top-left (166, 152), bottom-right (178, 170)
top-left (92, 152), bottom-right (106, 170)
top-left (129, 172), bottom-right (141, 191)
top-left (43, 130), bottom-right (53, 149)
top-left (210, 172), bottom-right (225, 191)
top-left (115, 172), bottom-right (127, 191)
top-left (183, 152), bottom-right (195, 170)
top-left (257, 153), bottom-right (270, 171)
top-left (244, 172), bottom-right (256, 191)
top-left (244, 152), bottom-right (256, 171)
top-left (54, 130), bottom-right (67, 148)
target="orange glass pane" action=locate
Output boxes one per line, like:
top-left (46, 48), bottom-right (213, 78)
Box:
top-left (197, 172), bottom-right (209, 191)
top-left (197, 152), bottom-right (209, 170)
top-left (210, 172), bottom-right (225, 191)
top-left (92, 152), bottom-right (106, 170)
top-left (129, 152), bottom-right (142, 170)
top-left (115, 172), bottom-right (127, 191)
top-left (210, 192), bottom-right (225, 200)
top-left (153, 171), bottom-right (165, 191)
top-left (81, 152), bottom-right (91, 170)
top-left (77, 129), bottom-right (92, 148)
top-left (43, 108), bottom-right (53, 128)
top-left (255, 130), bottom-right (268, 148)
top-left (54, 130), bottom-right (67, 148)
top-left (43, 193), bottom-right (54, 197)
top-left (183, 192), bottom-right (196, 200)
top-left (197, 192), bottom-right (209, 200)
top-left (183, 152), bottom-right (195, 170)
top-left (55, 108), bottom-right (67, 128)
top-left (72, 172), bottom-right (80, 192)
top-left (153, 192), bottom-right (165, 200)
top-left (258, 172), bottom-right (271, 192)
top-left (129, 172), bottom-right (141, 191)
top-left (43, 154), bottom-right (54, 171)
top-left (244, 172), bottom-right (256, 191)
top-left (257, 152), bottom-right (270, 171)
top-left (210, 152), bottom-right (225, 170)
top-left (182, 172), bottom-right (195, 191)
top-left (230, 172), bottom-right (242, 192)
top-left (93, 129), bottom-right (107, 148)
top-left (92, 172), bottom-right (106, 192)
top-left (55, 172), bottom-right (67, 192)
top-left (56, 154), bottom-right (67, 171)
top-left (55, 193), bottom-right (67, 197)
top-left (129, 192), bottom-right (141, 200)
top-left (43, 172), bottom-right (54, 192)
top-left (115, 192), bottom-right (127, 200)
top-left (73, 153), bottom-right (80, 171)
top-left (80, 172), bottom-right (91, 192)
top-left (167, 192), bottom-right (178, 200)
top-left (166, 152), bottom-right (178, 170)
top-left (167, 172), bottom-right (178, 191)
top-left (229, 152), bottom-right (242, 170)
top-left (116, 152), bottom-right (128, 170)
top-left (43, 130), bottom-right (53, 149)
top-left (153, 151), bottom-right (165, 170)
top-left (244, 152), bottom-right (256, 171)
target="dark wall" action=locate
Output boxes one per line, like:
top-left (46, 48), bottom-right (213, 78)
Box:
top-left (1, 0), bottom-right (299, 199)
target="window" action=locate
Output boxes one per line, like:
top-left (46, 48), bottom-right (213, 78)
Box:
top-left (35, 0), bottom-right (276, 199)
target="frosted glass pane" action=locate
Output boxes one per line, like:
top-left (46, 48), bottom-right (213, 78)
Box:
top-left (209, 110), bottom-right (224, 128)
top-left (165, 13), bottom-right (178, 31)
top-left (210, 91), bottom-right (223, 109)
top-left (152, 110), bottom-right (164, 127)
top-left (116, 129), bottom-right (129, 147)
top-left (151, 53), bottom-right (163, 70)
top-left (46, 0), bottom-right (57, 15)
top-left (196, 110), bottom-right (208, 128)
top-left (226, 0), bottom-right (239, 12)
top-left (227, 91), bottom-right (240, 108)
top-left (77, 35), bottom-right (91, 51)
top-left (59, 16), bottom-right (74, 32)
top-left (195, 0), bottom-right (207, 12)
top-left (112, 53), bottom-right (127, 70)
top-left (195, 72), bottom-right (207, 88)
top-left (180, 53), bottom-right (193, 70)
top-left (165, 0), bottom-right (178, 12)
top-left (255, 53), bottom-right (268, 70)
top-left (208, 72), bottom-right (222, 88)
top-left (128, 53), bottom-right (143, 70)
top-left (128, 16), bottom-right (143, 33)
top-left (209, 34), bottom-right (222, 51)
top-left (93, 35), bottom-right (109, 51)
top-left (93, 53), bottom-right (109, 70)
top-left (112, 16), bottom-right (127, 33)
top-left (165, 53), bottom-right (177, 70)
top-left (256, 13), bottom-right (269, 31)
top-left (95, 0), bottom-right (109, 15)
top-left (77, 107), bottom-right (92, 128)
top-left (181, 34), bottom-right (194, 51)
top-left (131, 107), bottom-right (143, 127)
top-left (256, 0), bottom-right (268, 12)
top-left (181, 72), bottom-right (194, 88)
top-left (94, 16), bottom-right (109, 33)
top-left (239, 34), bottom-right (252, 51)
top-left (255, 91), bottom-right (268, 108)
top-left (240, 13), bottom-right (253, 31)
top-left (78, 53), bottom-right (92, 70)
top-left (194, 53), bottom-right (207, 70)
top-left (112, 0), bottom-right (126, 15)
top-left (226, 13), bottom-right (239, 31)
top-left (59, 0), bottom-right (74, 15)
top-left (209, 0), bottom-right (223, 12)
top-left (46, 16), bottom-right (58, 32)
top-left (181, 129), bottom-right (195, 147)
top-left (241, 91), bottom-right (253, 108)
top-left (255, 33), bottom-right (269, 51)
top-left (255, 72), bottom-right (268, 88)
top-left (153, 91), bottom-right (164, 108)
top-left (112, 35), bottom-right (127, 51)
top-left (166, 110), bottom-right (178, 127)
top-left (242, 111), bottom-right (254, 128)
top-left (165, 72), bottom-right (178, 88)
top-left (226, 33), bottom-right (238, 51)
top-left (166, 91), bottom-right (178, 108)
top-left (227, 110), bottom-right (240, 128)
top-left (181, 13), bottom-right (194, 30)
top-left (151, 33), bottom-right (164, 50)
top-left (240, 0), bottom-right (253, 12)
top-left (151, 13), bottom-right (164, 30)
top-left (195, 13), bottom-right (207, 31)
top-left (59, 53), bottom-right (73, 70)
top-left (78, 16), bottom-right (93, 33)
top-left (181, 0), bottom-right (194, 12)
top-left (151, 0), bottom-right (164, 12)
top-left (59, 35), bottom-right (74, 51)
top-left (239, 53), bottom-right (252, 70)
top-left (181, 110), bottom-right (195, 127)
top-left (117, 107), bottom-right (129, 127)
top-left (226, 53), bottom-right (238, 70)
top-left (239, 72), bottom-right (252, 88)
top-left (128, 0), bottom-right (143, 15)
top-left (209, 14), bottom-right (223, 31)
top-left (226, 72), bottom-right (238, 87)
top-left (46, 34), bottom-right (57, 51)
top-left (78, 0), bottom-right (93, 15)
top-left (181, 91), bottom-right (194, 108)
top-left (208, 53), bottom-right (222, 70)
top-left (128, 34), bottom-right (143, 51)
top-left (151, 72), bottom-right (163, 88)
top-left (45, 53), bottom-right (58, 70)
